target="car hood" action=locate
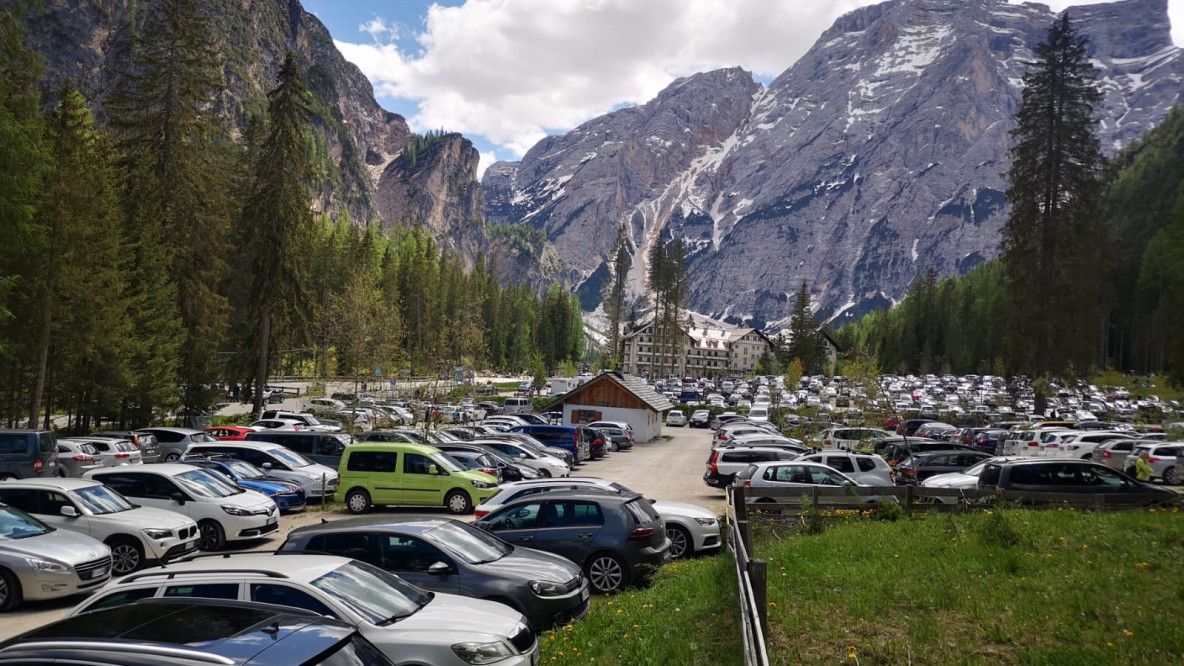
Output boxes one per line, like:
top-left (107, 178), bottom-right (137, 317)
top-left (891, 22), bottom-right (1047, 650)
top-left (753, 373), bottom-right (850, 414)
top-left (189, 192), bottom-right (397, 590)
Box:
top-left (238, 478), bottom-right (300, 495)
top-left (98, 506), bottom-right (196, 531)
top-left (300, 463), bottom-right (338, 479)
top-left (650, 500), bottom-right (717, 521)
top-left (219, 489), bottom-right (277, 512)
top-left (920, 472), bottom-right (978, 489)
top-left (0, 528), bottom-right (108, 563)
top-left (398, 591), bottom-right (526, 640)
top-left (477, 547), bottom-right (580, 583)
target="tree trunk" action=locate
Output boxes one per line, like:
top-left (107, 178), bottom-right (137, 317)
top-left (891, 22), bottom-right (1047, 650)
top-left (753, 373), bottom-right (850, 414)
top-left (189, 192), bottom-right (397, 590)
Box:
top-left (28, 288), bottom-right (53, 428)
top-left (253, 312), bottom-right (271, 419)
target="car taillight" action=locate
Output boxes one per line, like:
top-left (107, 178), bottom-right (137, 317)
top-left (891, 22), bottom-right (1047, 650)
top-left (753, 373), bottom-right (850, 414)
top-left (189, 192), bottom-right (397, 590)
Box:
top-left (131, 435), bottom-right (142, 448)
top-left (628, 527), bottom-right (656, 540)
top-left (708, 450), bottom-right (720, 474)
top-left (824, 439), bottom-right (831, 446)
top-left (1027, 442), bottom-right (1038, 447)
top-left (480, 468), bottom-right (497, 476)
top-left (73, 454), bottom-right (94, 462)
top-left (889, 469), bottom-right (896, 484)
top-left (33, 459), bottom-right (42, 472)
top-left (719, 434), bottom-right (727, 441)
top-left (474, 510), bottom-right (488, 519)
top-left (743, 480), bottom-right (751, 487)
top-left (115, 453), bottom-right (130, 458)
top-left (1148, 457), bottom-right (1160, 463)
top-left (1103, 450), bottom-right (1112, 458)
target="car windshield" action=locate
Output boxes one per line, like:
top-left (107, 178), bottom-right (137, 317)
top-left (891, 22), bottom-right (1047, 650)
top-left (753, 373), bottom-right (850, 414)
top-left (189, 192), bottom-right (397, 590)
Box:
top-left (272, 448), bottom-right (313, 468)
top-left (0, 505), bottom-right (51, 539)
top-left (426, 521), bottom-right (512, 564)
top-left (312, 560), bottom-right (431, 625)
top-left (225, 461), bottom-right (265, 479)
top-left (191, 433), bottom-right (217, 443)
top-left (73, 485), bottom-right (134, 514)
top-left (429, 453), bottom-right (465, 473)
top-left (175, 470), bottom-right (244, 498)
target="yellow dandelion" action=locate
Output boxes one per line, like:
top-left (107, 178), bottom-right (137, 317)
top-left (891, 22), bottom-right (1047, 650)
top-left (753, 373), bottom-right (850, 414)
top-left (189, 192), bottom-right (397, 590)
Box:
top-left (769, 602), bottom-right (777, 608)
top-left (1082, 544), bottom-right (1088, 550)
top-left (1149, 508), bottom-right (1156, 513)
top-left (616, 609), bottom-right (623, 614)
top-left (987, 510), bottom-right (994, 515)
top-left (1125, 630), bottom-right (1134, 638)
top-left (1107, 642), bottom-right (1114, 647)
top-left (632, 624), bottom-right (639, 628)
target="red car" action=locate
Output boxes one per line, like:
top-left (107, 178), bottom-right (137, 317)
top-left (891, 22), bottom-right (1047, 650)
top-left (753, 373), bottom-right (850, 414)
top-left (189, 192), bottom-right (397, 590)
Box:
top-left (204, 426), bottom-right (256, 441)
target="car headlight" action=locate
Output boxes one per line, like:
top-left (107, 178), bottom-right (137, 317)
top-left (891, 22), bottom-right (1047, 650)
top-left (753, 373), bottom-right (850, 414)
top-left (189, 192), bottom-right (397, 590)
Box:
top-left (472, 479), bottom-right (491, 489)
top-left (451, 640), bottom-right (514, 664)
top-left (694, 517), bottom-right (718, 526)
top-left (26, 558), bottom-right (70, 574)
top-left (529, 579), bottom-right (567, 596)
top-left (143, 528), bottom-right (173, 539)
top-left (222, 505), bottom-right (251, 516)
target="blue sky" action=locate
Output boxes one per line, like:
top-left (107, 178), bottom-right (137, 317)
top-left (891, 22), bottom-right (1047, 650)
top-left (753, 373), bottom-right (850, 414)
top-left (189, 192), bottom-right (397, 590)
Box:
top-left (302, 0), bottom-right (1184, 178)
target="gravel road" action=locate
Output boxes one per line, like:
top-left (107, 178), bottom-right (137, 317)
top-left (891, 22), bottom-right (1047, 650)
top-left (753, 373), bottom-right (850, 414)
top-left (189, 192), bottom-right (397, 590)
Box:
top-left (0, 424), bottom-right (721, 638)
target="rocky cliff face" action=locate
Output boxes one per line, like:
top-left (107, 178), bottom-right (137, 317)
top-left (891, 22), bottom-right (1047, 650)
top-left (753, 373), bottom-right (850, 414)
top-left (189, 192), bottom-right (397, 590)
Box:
top-left (486, 0), bottom-right (1184, 327)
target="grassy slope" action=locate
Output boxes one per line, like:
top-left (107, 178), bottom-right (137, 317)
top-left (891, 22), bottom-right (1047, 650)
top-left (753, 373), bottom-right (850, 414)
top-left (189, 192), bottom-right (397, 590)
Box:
top-left (756, 509), bottom-right (1184, 665)
top-left (539, 553), bottom-right (742, 665)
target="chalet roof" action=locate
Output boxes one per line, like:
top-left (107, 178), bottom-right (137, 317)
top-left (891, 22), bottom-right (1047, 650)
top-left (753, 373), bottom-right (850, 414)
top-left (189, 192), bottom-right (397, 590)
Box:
top-left (544, 371), bottom-right (675, 413)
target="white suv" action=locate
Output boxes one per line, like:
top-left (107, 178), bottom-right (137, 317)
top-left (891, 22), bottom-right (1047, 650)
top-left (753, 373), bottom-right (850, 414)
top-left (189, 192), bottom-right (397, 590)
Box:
top-left (796, 450), bottom-right (895, 486)
top-left (0, 478), bottom-right (199, 575)
top-left (71, 554), bottom-right (539, 666)
top-left (84, 464), bottom-right (278, 551)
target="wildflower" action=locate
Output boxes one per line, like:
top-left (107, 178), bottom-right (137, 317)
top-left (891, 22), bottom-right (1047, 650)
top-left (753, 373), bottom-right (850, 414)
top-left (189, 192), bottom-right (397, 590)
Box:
top-left (1107, 642), bottom-right (1114, 647)
top-left (987, 510), bottom-right (994, 515)
top-left (1149, 508), bottom-right (1156, 513)
top-left (769, 602), bottom-right (777, 608)
top-left (1125, 630), bottom-right (1134, 638)
top-left (632, 624), bottom-right (639, 628)
top-left (849, 653), bottom-right (857, 659)
top-left (1082, 544), bottom-right (1088, 550)
top-left (622, 633), bottom-right (628, 638)
top-left (1020, 577), bottom-right (1027, 581)
top-left (1059, 536), bottom-right (1065, 541)
top-left (616, 609), bottom-right (622, 614)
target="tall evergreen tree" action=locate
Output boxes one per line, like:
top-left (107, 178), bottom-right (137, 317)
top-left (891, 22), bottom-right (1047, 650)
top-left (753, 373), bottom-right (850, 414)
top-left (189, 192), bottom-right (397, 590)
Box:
top-left (602, 223), bottom-right (632, 367)
top-left (787, 281), bottom-right (822, 374)
top-left (107, 0), bottom-right (234, 419)
top-left (1000, 12), bottom-right (1106, 377)
top-left (235, 53), bottom-right (316, 417)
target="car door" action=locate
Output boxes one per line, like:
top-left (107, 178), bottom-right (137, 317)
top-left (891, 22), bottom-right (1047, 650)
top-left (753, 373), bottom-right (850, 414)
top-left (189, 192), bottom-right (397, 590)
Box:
top-left (482, 500), bottom-right (542, 548)
top-left (532, 498), bottom-right (604, 565)
top-left (249, 582), bottom-right (338, 617)
top-left (376, 533), bottom-right (461, 594)
top-left (34, 488), bottom-right (93, 536)
top-left (400, 452), bottom-right (445, 505)
top-left (117, 472), bottom-right (186, 511)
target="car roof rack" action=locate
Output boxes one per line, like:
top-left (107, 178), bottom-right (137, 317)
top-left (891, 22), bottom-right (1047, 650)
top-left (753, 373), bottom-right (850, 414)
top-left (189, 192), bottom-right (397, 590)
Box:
top-left (119, 566), bottom-right (290, 584)
top-left (0, 642), bottom-right (236, 664)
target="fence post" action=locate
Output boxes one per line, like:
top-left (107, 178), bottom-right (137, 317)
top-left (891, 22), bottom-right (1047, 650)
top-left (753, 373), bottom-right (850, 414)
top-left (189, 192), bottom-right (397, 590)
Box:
top-left (321, 474), bottom-right (326, 511)
top-left (904, 485), bottom-right (914, 514)
top-left (748, 558), bottom-right (769, 638)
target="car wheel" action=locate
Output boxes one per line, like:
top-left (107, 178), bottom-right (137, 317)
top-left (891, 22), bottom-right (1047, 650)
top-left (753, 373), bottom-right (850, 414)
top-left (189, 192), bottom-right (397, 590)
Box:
top-left (611, 441), bottom-right (619, 452)
top-left (345, 488), bottom-right (372, 514)
top-left (0, 474), bottom-right (15, 481)
top-left (1164, 466), bottom-right (1180, 485)
top-left (538, 468), bottom-right (552, 478)
top-left (197, 520), bottom-right (225, 551)
top-left (0, 569), bottom-right (21, 612)
top-left (164, 452), bottom-right (181, 462)
top-left (585, 552), bottom-right (629, 594)
top-left (666, 525), bottom-right (692, 560)
top-left (445, 490), bottom-right (472, 514)
top-left (108, 537), bottom-right (144, 575)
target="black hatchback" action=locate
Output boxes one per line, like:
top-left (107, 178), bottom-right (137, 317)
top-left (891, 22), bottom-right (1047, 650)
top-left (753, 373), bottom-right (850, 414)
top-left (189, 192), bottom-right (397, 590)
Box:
top-left (475, 490), bottom-right (670, 594)
top-left (0, 598), bottom-right (393, 666)
top-left (895, 450), bottom-right (992, 484)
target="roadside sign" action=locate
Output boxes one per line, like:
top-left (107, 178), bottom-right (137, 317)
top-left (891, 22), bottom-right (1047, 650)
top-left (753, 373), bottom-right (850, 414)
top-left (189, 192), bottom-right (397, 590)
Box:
top-left (373, 366), bottom-right (383, 377)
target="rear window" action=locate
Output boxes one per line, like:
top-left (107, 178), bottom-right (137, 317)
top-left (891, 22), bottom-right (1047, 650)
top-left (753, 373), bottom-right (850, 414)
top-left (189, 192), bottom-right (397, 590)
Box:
top-left (38, 433), bottom-right (55, 454)
top-left (623, 498), bottom-right (659, 525)
top-left (979, 464), bottom-right (1001, 486)
top-left (856, 457), bottom-right (877, 472)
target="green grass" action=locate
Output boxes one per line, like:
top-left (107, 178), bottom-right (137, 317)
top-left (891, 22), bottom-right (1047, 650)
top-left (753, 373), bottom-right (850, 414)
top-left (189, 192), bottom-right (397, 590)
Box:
top-left (755, 508), bottom-right (1184, 665)
top-left (1092, 370), bottom-right (1184, 403)
top-left (540, 554), bottom-right (742, 665)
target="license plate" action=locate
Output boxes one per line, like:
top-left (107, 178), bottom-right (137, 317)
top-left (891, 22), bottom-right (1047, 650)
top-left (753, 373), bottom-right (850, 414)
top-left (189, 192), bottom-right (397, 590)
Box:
top-left (581, 586), bottom-right (590, 601)
top-left (267, 516), bottom-right (278, 525)
top-left (89, 566), bottom-right (108, 579)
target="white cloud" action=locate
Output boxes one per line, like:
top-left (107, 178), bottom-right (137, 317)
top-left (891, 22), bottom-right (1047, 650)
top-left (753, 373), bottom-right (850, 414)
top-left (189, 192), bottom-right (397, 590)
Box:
top-left (359, 16), bottom-right (396, 43)
top-left (333, 0), bottom-right (1184, 162)
top-left (477, 148), bottom-right (498, 181)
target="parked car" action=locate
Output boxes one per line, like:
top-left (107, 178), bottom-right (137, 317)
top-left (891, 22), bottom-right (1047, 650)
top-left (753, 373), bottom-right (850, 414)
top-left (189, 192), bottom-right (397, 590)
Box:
top-left (54, 439), bottom-right (104, 478)
top-left (280, 516), bottom-right (590, 631)
top-left (68, 554), bottom-right (539, 666)
top-left (92, 430), bottom-right (161, 463)
top-left (432, 442), bottom-right (542, 482)
top-left (596, 426), bottom-right (634, 451)
top-left (139, 427), bottom-right (220, 463)
top-left (0, 429), bottom-right (58, 479)
top-left (688, 410), bottom-right (712, 428)
top-left (337, 443), bottom-right (498, 515)
top-left (243, 431), bottom-right (351, 468)
top-left (0, 598), bottom-right (396, 666)
top-left (84, 464), bottom-right (279, 551)
top-left (261, 410), bottom-right (344, 432)
top-left (184, 440), bottom-right (339, 498)
top-left (1052, 432), bottom-right (1135, 460)
top-left (796, 450), bottom-right (896, 486)
top-left (478, 439), bottom-right (571, 478)
top-left (181, 456), bottom-right (308, 512)
top-left (0, 478), bottom-right (199, 575)
top-left (666, 411), bottom-right (687, 427)
top-left (977, 459), bottom-right (1176, 502)
top-left (305, 397), bottom-right (347, 414)
top-left (812, 427), bottom-right (899, 450)
top-left (78, 437), bottom-right (143, 467)
top-left (703, 446), bottom-right (800, 489)
top-left (0, 503), bottom-right (111, 611)
top-left (1123, 442), bottom-right (1184, 483)
top-left (507, 425), bottom-right (590, 464)
top-left (502, 397), bottom-right (534, 415)
top-left (474, 490), bottom-right (670, 593)
top-left (486, 433), bottom-right (575, 466)
top-left (920, 456), bottom-right (1028, 502)
top-left (732, 461), bottom-right (895, 505)
top-left (875, 440), bottom-right (979, 467)
top-left (1095, 438), bottom-right (1144, 471)
top-left (709, 413), bottom-right (745, 430)
top-left (473, 478), bottom-right (722, 560)
top-left (585, 420), bottom-right (634, 437)
top-left (894, 450), bottom-right (993, 484)
top-left (204, 426), bottom-right (259, 441)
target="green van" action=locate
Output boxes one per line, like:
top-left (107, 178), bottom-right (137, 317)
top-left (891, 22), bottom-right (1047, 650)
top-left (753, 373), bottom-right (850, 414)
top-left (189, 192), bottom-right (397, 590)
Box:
top-left (336, 443), bottom-right (498, 515)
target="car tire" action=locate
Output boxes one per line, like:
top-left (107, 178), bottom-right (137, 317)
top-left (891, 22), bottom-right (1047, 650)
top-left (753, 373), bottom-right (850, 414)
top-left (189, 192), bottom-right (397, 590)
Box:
top-left (0, 568), bottom-right (21, 612)
top-left (538, 468), bottom-right (552, 478)
top-left (0, 474), bottom-right (15, 481)
top-left (611, 441), bottom-right (619, 452)
top-left (107, 537), bottom-right (145, 575)
top-left (666, 525), bottom-right (692, 560)
top-left (445, 489), bottom-right (472, 514)
top-left (585, 552), bottom-right (629, 594)
top-left (164, 452), bottom-right (181, 462)
top-left (345, 488), bottom-right (372, 514)
top-left (1164, 466), bottom-right (1180, 485)
top-left (197, 520), bottom-right (225, 551)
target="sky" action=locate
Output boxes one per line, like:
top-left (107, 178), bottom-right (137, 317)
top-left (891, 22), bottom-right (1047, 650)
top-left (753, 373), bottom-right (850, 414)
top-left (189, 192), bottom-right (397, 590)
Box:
top-left (300, 0), bottom-right (1184, 178)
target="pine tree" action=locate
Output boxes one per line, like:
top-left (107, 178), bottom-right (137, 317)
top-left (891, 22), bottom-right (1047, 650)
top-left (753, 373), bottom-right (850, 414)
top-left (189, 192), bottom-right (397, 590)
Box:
top-left (602, 223), bottom-right (632, 367)
top-left (108, 0), bottom-right (235, 419)
top-left (1000, 12), bottom-right (1106, 377)
top-left (235, 53), bottom-right (317, 417)
top-left (787, 281), bottom-right (821, 373)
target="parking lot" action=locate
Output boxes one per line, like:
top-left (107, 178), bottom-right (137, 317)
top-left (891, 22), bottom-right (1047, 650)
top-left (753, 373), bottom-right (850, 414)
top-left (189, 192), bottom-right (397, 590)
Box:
top-left (0, 424), bottom-right (721, 639)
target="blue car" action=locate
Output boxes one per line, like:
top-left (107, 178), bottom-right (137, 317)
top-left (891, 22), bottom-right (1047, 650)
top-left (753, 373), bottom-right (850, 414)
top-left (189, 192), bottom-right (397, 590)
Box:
top-left (182, 456), bottom-right (307, 511)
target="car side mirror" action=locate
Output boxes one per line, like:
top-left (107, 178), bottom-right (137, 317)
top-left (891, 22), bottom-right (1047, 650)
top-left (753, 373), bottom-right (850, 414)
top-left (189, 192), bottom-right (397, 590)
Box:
top-left (428, 464), bottom-right (441, 475)
top-left (261, 462), bottom-right (272, 469)
top-left (427, 561), bottom-right (451, 576)
top-left (170, 492), bottom-right (186, 505)
top-left (60, 505), bottom-right (78, 517)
